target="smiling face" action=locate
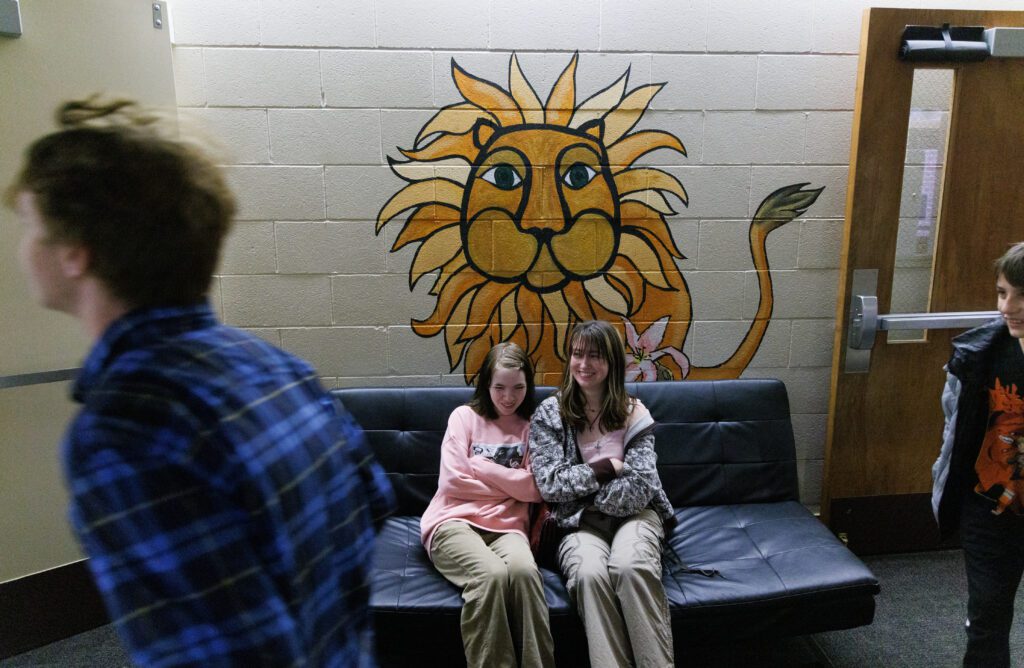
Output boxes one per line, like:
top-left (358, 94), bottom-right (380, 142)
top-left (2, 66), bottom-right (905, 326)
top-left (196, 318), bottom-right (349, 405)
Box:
top-left (568, 341), bottom-right (610, 395)
top-left (997, 273), bottom-right (1024, 345)
top-left (462, 123), bottom-right (619, 293)
top-left (489, 365), bottom-right (528, 417)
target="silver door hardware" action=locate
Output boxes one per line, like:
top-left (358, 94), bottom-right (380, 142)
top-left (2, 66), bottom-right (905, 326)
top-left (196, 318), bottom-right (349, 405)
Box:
top-left (844, 268), bottom-right (1000, 373)
top-left (153, 3), bottom-right (163, 29)
top-left (849, 295), bottom-right (999, 350)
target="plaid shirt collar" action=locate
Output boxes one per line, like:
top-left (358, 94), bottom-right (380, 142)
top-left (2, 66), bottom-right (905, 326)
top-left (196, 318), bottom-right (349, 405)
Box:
top-left (73, 301), bottom-right (217, 402)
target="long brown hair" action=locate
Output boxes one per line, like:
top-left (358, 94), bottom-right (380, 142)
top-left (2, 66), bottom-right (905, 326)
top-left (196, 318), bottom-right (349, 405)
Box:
top-left (468, 342), bottom-right (536, 420)
top-left (557, 320), bottom-right (630, 432)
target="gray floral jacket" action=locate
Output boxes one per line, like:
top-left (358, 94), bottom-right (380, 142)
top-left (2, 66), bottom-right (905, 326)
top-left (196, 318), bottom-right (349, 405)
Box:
top-left (529, 395), bottom-right (674, 531)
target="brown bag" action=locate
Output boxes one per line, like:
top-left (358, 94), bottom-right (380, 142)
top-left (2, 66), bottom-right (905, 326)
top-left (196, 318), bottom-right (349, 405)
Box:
top-left (529, 502), bottom-right (564, 569)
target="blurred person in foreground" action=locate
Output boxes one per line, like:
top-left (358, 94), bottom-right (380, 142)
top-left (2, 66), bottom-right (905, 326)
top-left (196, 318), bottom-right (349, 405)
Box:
top-left (6, 97), bottom-right (395, 667)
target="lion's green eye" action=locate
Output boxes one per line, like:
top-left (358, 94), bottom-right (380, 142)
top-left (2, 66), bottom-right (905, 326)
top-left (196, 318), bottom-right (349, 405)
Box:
top-left (481, 164), bottom-right (523, 190)
top-left (563, 163), bottom-right (597, 189)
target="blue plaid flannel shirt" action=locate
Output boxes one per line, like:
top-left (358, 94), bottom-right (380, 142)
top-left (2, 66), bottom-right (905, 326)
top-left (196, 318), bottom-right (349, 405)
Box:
top-left (64, 302), bottom-right (395, 667)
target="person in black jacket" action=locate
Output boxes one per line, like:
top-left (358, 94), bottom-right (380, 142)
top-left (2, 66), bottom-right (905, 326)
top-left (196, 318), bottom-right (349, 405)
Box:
top-left (932, 241), bottom-right (1024, 668)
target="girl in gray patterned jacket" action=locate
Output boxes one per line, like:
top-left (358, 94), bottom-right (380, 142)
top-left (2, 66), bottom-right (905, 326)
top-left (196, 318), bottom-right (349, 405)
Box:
top-left (529, 320), bottom-right (674, 668)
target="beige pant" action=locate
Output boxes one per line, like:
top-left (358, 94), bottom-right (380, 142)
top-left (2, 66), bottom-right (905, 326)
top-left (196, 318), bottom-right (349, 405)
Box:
top-left (558, 508), bottom-right (674, 668)
top-left (430, 521), bottom-right (555, 668)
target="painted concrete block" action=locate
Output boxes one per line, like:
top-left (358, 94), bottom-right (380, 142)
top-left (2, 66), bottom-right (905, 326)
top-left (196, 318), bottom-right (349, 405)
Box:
top-left (491, 0), bottom-right (600, 51)
top-left (280, 326), bottom-right (387, 376)
top-left (756, 55), bottom-right (858, 110)
top-left (791, 412), bottom-right (828, 460)
top-left (171, 48), bottom-right (205, 106)
top-left (377, 0), bottom-right (488, 49)
top-left (810, 0), bottom-right (865, 54)
top-left (208, 277), bottom-right (223, 321)
top-left (749, 166), bottom-right (847, 218)
top-left (631, 110), bottom-right (702, 166)
top-left (387, 327), bottom-right (453, 375)
top-left (797, 458), bottom-right (823, 505)
top-left (909, 69), bottom-right (953, 111)
top-left (746, 269), bottom-right (839, 319)
top-left (686, 271), bottom-right (752, 320)
top-left (662, 166), bottom-right (751, 219)
top-left (322, 50), bottom-right (433, 108)
top-left (651, 55), bottom-right (757, 111)
top-left (708, 0), bottom-right (814, 53)
top-left (242, 328), bottom-right (283, 347)
top-left (168, 0), bottom-right (259, 46)
top-left (601, 0), bottom-right (709, 52)
top-left (326, 165), bottom-right (407, 221)
top-left (749, 318), bottom-right (793, 368)
top-left (703, 111), bottom-right (805, 165)
top-left (218, 221), bottom-right (277, 275)
top-left (668, 219), bottom-right (699, 272)
top-left (697, 220), bottom-right (763, 270)
top-left (204, 49), bottom-right (321, 107)
top-left (790, 318), bottom-right (836, 367)
top-left (339, 374), bottom-right (442, 389)
top-left (691, 318), bottom-right (790, 369)
top-left (763, 222), bottom-right (801, 271)
top-left (381, 109), bottom-right (436, 156)
top-left (797, 219), bottom-right (843, 269)
top-left (221, 275), bottom-right (332, 327)
top-left (905, 111), bottom-right (949, 166)
top-left (331, 274), bottom-right (431, 326)
top-left (431, 51), bottom-right (650, 112)
top-left (269, 109), bottom-right (382, 165)
top-left (186, 108), bottom-right (269, 164)
top-left (224, 166), bottom-right (325, 221)
top-left (804, 111), bottom-right (853, 164)
top-left (744, 365), bottom-right (831, 414)
top-left (276, 221), bottom-right (386, 274)
top-left (260, 0), bottom-right (374, 47)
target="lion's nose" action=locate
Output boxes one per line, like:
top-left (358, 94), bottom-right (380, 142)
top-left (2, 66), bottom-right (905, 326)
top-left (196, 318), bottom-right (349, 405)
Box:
top-left (519, 166), bottom-right (565, 234)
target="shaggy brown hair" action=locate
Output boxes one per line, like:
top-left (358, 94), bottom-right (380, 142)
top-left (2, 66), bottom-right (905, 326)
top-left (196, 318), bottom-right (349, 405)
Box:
top-left (6, 96), bottom-right (235, 308)
top-left (557, 320), bottom-right (631, 433)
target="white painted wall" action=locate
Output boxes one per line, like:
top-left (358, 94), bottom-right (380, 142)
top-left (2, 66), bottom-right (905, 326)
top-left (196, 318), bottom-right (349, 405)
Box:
top-left (164, 0), bottom-right (1024, 505)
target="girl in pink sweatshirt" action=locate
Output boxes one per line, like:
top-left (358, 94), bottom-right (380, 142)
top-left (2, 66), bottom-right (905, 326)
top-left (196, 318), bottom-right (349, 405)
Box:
top-left (420, 342), bottom-right (554, 668)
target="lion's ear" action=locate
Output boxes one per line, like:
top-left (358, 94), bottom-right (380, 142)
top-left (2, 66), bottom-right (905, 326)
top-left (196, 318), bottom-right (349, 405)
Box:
top-left (579, 118), bottom-right (604, 142)
top-left (472, 119), bottom-right (498, 149)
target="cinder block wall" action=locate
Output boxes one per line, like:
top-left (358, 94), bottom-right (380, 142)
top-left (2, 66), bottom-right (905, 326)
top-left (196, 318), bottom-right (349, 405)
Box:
top-left (165, 0), bottom-right (1009, 505)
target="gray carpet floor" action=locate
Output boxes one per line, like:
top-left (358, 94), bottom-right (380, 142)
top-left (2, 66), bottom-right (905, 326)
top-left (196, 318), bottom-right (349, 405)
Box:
top-left (4, 549), bottom-right (1022, 667)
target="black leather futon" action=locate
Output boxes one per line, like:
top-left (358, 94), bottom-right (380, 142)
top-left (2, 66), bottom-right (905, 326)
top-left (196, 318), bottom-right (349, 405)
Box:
top-left (334, 379), bottom-right (879, 666)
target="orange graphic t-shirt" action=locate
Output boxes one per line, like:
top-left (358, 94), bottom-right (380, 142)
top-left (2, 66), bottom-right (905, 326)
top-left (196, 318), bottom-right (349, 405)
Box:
top-left (974, 376), bottom-right (1024, 515)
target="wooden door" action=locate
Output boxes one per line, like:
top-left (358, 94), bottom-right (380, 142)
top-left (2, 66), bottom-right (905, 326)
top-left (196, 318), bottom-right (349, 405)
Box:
top-left (822, 8), bottom-right (1024, 554)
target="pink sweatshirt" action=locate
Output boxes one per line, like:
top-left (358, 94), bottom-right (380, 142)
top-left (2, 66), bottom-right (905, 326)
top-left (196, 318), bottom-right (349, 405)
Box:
top-left (420, 405), bottom-right (543, 554)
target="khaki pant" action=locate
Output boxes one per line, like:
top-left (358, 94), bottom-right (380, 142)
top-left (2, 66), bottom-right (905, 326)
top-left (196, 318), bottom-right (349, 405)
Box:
top-left (558, 508), bottom-right (673, 668)
top-left (430, 521), bottom-right (555, 668)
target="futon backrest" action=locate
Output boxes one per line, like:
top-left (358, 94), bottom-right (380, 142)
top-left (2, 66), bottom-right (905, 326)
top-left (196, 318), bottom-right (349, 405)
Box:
top-left (332, 378), bottom-right (798, 516)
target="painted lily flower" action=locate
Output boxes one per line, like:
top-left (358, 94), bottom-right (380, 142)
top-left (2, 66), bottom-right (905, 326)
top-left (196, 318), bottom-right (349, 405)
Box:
top-left (623, 316), bottom-right (690, 381)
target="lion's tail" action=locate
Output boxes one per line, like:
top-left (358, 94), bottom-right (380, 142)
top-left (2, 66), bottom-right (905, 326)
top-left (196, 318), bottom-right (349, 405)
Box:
top-left (688, 183), bottom-right (823, 380)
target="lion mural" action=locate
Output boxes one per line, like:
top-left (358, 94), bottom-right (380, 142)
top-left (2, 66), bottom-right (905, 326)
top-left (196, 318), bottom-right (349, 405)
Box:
top-left (377, 53), bottom-right (822, 384)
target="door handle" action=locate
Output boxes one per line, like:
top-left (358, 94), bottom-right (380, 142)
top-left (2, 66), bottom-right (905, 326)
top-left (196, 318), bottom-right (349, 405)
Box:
top-left (844, 268), bottom-right (1000, 373)
top-left (848, 295), bottom-right (999, 350)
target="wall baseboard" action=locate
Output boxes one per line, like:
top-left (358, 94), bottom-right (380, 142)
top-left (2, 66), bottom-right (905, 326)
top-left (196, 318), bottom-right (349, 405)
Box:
top-left (829, 493), bottom-right (961, 555)
top-left (0, 560), bottom-right (109, 659)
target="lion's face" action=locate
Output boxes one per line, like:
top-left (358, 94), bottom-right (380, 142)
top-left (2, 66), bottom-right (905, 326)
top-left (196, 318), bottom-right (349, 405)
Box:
top-left (377, 53), bottom-right (690, 381)
top-left (463, 123), bottom-right (619, 292)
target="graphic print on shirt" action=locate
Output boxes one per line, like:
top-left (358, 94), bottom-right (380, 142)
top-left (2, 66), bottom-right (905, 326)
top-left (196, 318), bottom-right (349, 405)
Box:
top-left (472, 441), bottom-right (525, 468)
top-left (975, 377), bottom-right (1024, 514)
